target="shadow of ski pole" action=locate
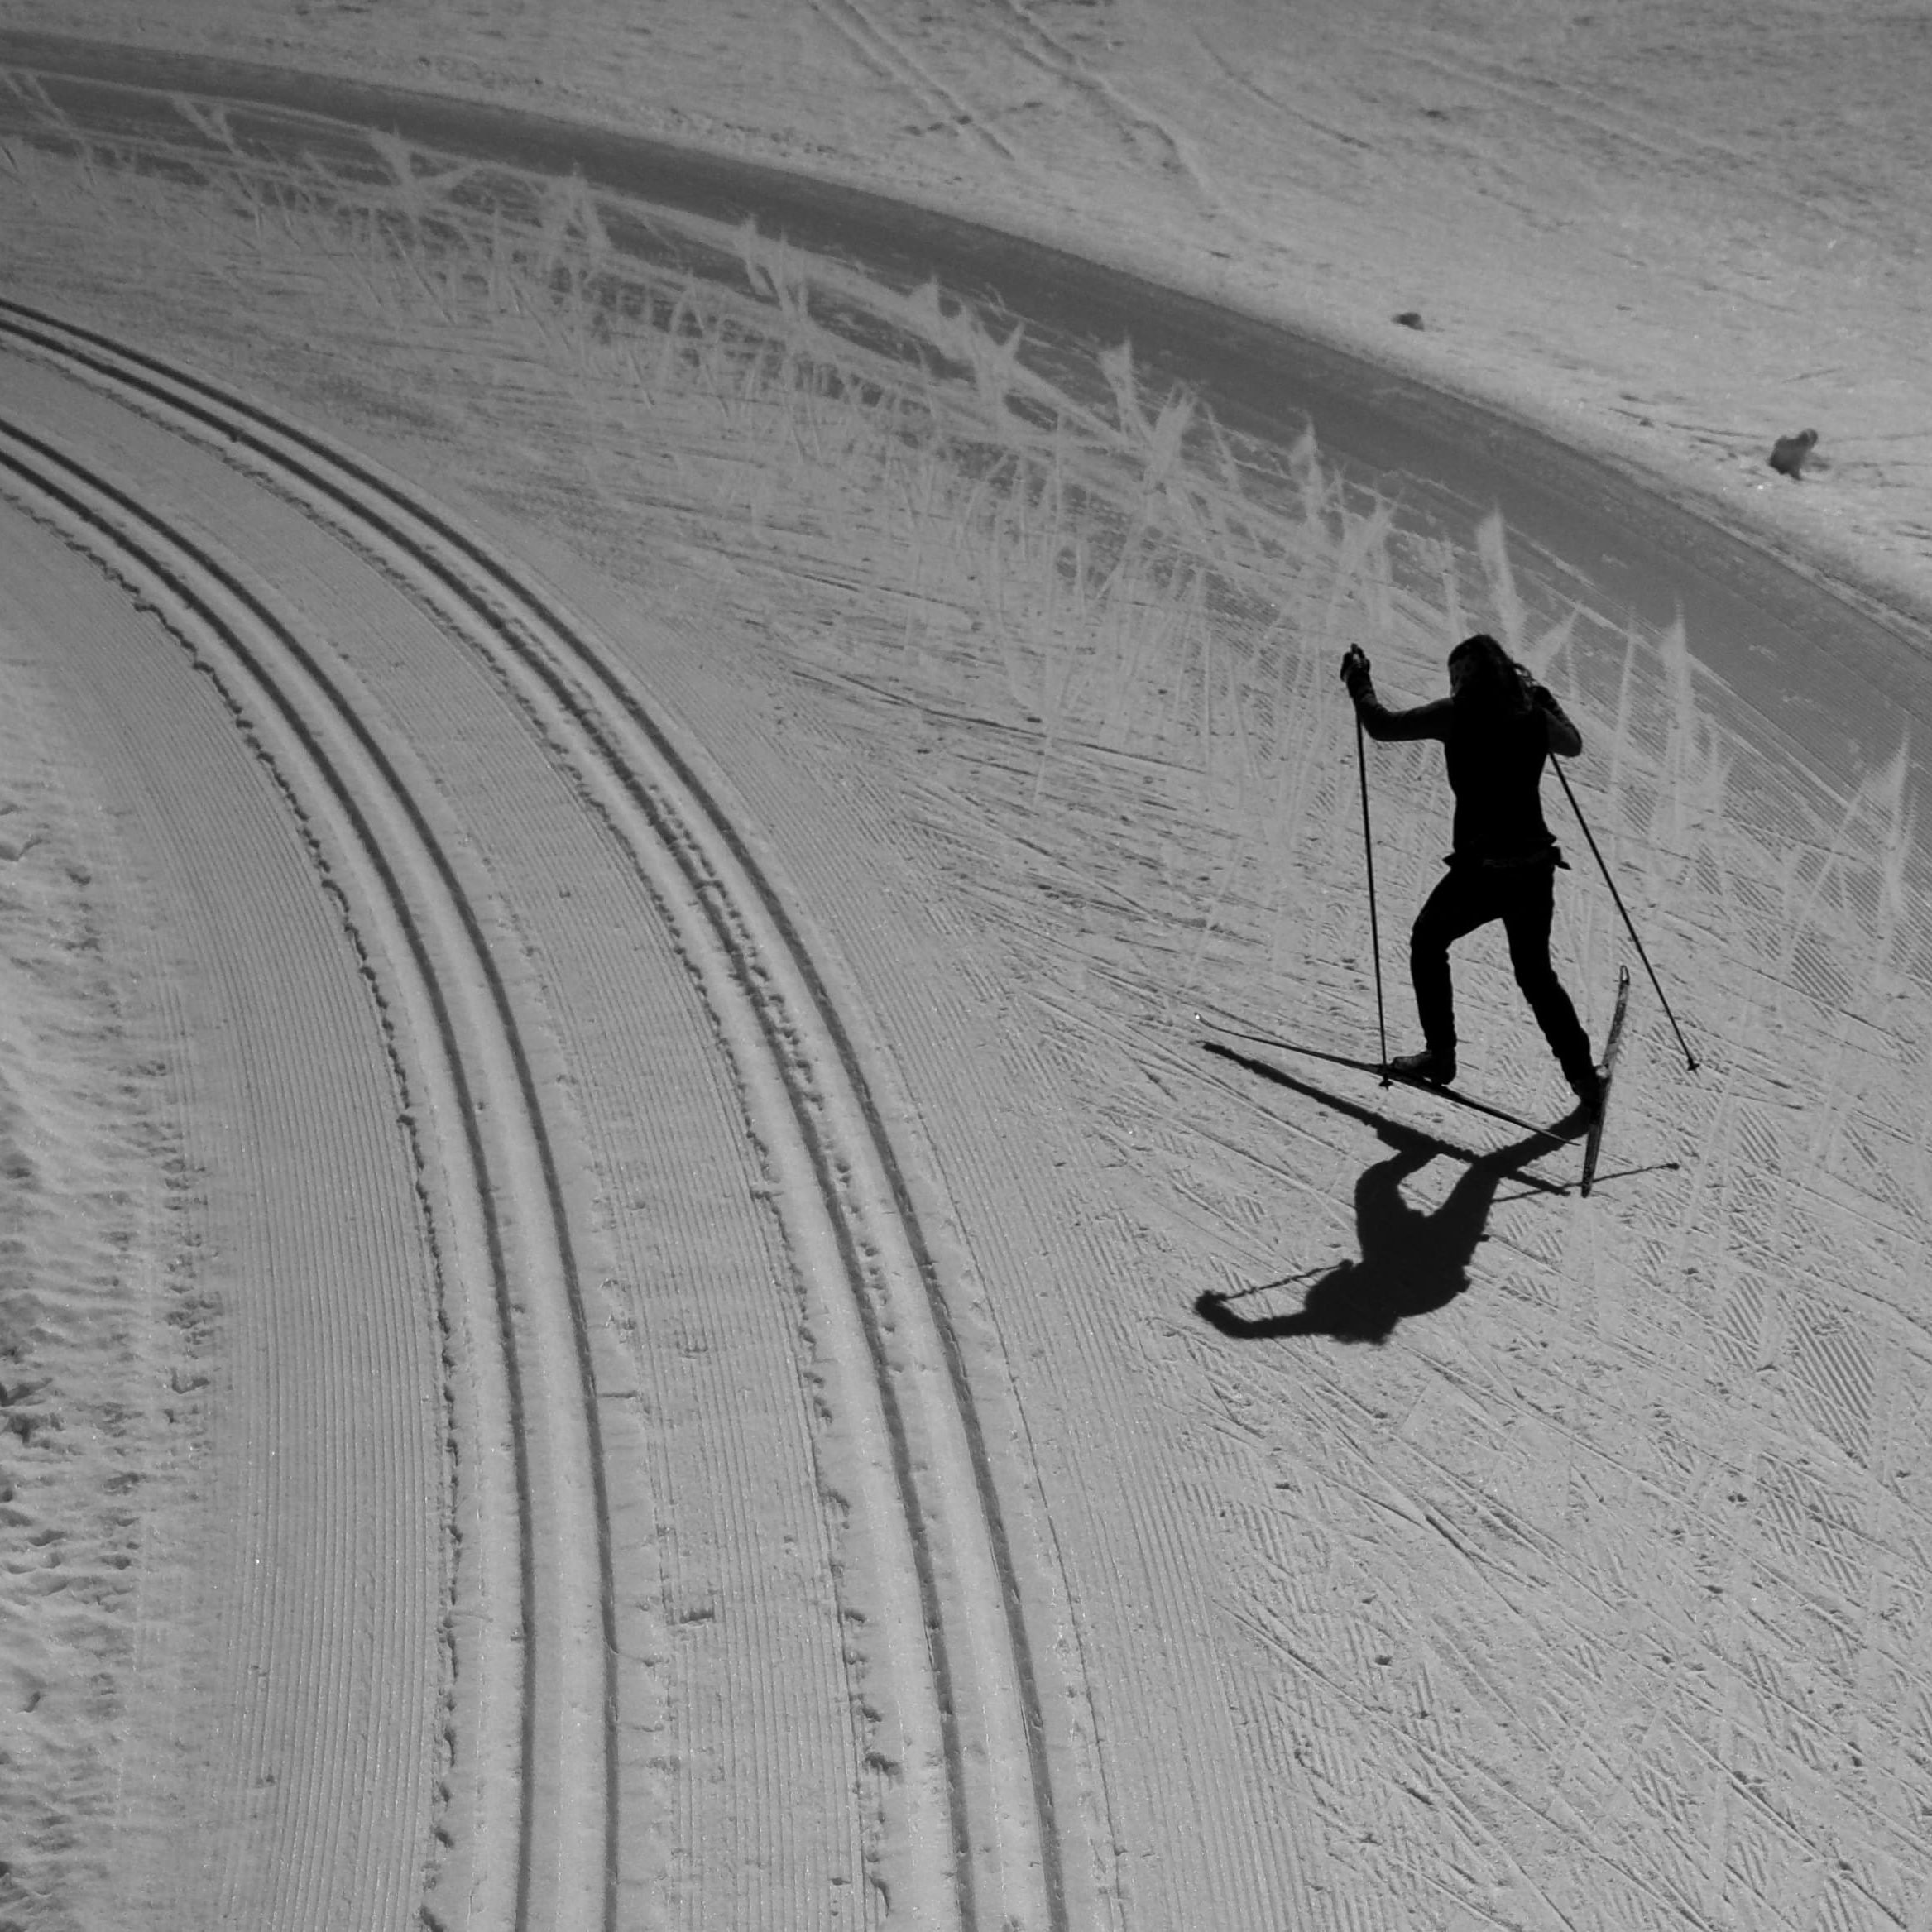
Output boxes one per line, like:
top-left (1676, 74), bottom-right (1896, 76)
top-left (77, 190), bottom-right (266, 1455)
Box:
top-left (1577, 1159), bottom-right (1683, 1191)
top-left (1201, 1040), bottom-right (1573, 1198)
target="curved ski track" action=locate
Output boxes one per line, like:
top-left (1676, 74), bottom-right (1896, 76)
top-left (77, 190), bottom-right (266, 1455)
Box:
top-left (0, 297), bottom-right (1066, 1932)
top-left (0, 376), bottom-right (602, 1931)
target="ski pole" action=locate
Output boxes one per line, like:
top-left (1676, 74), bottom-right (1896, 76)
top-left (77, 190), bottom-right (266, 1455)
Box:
top-left (1552, 758), bottom-right (1699, 1072)
top-left (1354, 708), bottom-right (1390, 1081)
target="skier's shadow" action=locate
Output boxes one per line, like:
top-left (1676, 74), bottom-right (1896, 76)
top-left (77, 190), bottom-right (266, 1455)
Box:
top-left (1195, 1047), bottom-right (1563, 1345)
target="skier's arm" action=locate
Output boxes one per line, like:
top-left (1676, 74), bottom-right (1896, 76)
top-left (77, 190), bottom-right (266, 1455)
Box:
top-left (1357, 689), bottom-right (1455, 742)
top-left (1527, 680), bottom-right (1583, 757)
top-left (1340, 650), bottom-right (1451, 741)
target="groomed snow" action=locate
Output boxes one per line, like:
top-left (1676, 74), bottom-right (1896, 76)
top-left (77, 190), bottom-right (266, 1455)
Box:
top-left (0, 7), bottom-right (1928, 1931)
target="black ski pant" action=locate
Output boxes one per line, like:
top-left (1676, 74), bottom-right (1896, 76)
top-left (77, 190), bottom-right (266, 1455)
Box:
top-left (1410, 858), bottom-right (1594, 1086)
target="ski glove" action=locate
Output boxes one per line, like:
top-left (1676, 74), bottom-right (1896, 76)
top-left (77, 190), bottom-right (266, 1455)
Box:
top-left (1340, 644), bottom-right (1371, 698)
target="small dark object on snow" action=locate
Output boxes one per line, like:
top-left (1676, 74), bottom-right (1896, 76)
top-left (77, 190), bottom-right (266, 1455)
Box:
top-left (1769, 428), bottom-right (1818, 478)
top-left (1393, 310), bottom-right (1425, 330)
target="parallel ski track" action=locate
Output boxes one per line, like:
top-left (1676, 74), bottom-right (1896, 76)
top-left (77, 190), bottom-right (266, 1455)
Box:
top-left (0, 403), bottom-right (598, 1932)
top-left (0, 297), bottom-right (1068, 1932)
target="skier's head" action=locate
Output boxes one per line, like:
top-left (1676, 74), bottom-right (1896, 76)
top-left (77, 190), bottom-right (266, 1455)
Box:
top-left (1447, 633), bottom-right (1530, 715)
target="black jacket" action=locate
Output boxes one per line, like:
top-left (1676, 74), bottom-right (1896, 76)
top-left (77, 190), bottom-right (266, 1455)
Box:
top-left (1349, 671), bottom-right (1581, 866)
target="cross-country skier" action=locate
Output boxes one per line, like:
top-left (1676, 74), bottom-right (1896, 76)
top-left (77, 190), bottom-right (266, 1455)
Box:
top-left (1340, 633), bottom-right (1604, 1117)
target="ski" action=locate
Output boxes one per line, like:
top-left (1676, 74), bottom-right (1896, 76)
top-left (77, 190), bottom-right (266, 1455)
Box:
top-left (1195, 1013), bottom-right (1585, 1144)
top-left (1579, 966), bottom-right (1633, 1196)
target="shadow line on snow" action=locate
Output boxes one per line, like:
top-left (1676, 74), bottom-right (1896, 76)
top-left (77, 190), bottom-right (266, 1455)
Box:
top-left (1198, 1040), bottom-right (1572, 1195)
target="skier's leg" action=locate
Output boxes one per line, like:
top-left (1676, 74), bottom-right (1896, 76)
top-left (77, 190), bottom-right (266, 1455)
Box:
top-left (1500, 866), bottom-right (1595, 1090)
top-left (1407, 868), bottom-right (1493, 1067)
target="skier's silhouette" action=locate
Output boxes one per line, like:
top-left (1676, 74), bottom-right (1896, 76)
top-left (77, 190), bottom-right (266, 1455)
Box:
top-left (1196, 1119), bottom-right (1552, 1345)
top-left (1340, 633), bottom-right (1601, 1112)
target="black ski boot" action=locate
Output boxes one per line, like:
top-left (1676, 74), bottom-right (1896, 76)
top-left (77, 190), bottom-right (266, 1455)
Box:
top-left (1568, 1064), bottom-right (1606, 1119)
top-left (1388, 1047), bottom-right (1457, 1089)
top-left (1549, 1063), bottom-right (1604, 1138)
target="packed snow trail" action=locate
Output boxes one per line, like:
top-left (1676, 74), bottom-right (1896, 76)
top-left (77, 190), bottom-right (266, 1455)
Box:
top-left (0, 394), bottom-right (602, 1929)
top-left (0, 302), bottom-right (1075, 1930)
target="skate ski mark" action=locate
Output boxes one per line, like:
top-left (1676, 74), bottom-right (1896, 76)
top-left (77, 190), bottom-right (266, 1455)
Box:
top-left (984, 0), bottom-right (1215, 193)
top-left (0, 298), bottom-right (1068, 1932)
top-left (807, 0), bottom-right (1020, 162)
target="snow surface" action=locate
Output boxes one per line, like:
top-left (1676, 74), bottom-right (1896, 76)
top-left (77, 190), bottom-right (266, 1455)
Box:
top-left (8, 0), bottom-right (1930, 625)
top-left (1, 5), bottom-right (1930, 1930)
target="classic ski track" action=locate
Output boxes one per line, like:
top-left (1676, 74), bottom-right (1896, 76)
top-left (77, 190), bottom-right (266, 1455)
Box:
top-left (0, 299), bottom-right (1070, 1932)
top-left (0, 504), bottom-right (449, 1930)
top-left (0, 400), bottom-right (607, 1932)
